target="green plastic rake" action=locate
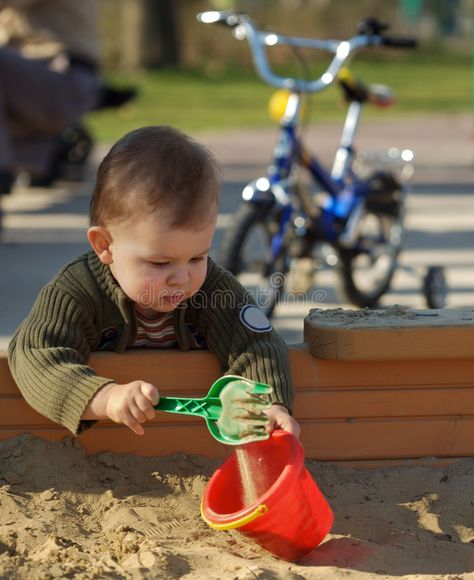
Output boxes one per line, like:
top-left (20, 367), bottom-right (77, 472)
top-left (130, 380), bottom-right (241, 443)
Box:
top-left (154, 375), bottom-right (273, 445)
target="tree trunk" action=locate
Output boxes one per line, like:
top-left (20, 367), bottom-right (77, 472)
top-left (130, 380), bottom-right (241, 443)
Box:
top-left (142, 0), bottom-right (180, 68)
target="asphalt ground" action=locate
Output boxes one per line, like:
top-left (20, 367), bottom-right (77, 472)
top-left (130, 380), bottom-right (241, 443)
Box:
top-left (1, 113), bottom-right (473, 349)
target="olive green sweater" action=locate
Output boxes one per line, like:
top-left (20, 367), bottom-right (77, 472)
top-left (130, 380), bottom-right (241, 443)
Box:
top-left (8, 251), bottom-right (293, 435)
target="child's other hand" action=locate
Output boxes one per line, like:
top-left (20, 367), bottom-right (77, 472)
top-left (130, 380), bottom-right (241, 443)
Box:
top-left (264, 404), bottom-right (301, 439)
top-left (105, 381), bottom-right (159, 435)
top-left (84, 381), bottom-right (159, 435)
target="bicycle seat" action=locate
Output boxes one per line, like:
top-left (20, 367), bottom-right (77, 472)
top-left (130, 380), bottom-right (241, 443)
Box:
top-left (338, 68), bottom-right (394, 108)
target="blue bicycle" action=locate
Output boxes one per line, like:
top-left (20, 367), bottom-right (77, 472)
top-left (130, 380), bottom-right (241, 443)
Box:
top-left (198, 11), bottom-right (440, 316)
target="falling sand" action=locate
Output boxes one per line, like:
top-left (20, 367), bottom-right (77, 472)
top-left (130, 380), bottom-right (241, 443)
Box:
top-left (236, 446), bottom-right (271, 507)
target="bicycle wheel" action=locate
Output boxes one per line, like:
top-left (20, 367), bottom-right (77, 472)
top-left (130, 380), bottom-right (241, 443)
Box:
top-left (423, 266), bottom-right (447, 309)
top-left (337, 173), bottom-right (405, 308)
top-left (217, 203), bottom-right (288, 317)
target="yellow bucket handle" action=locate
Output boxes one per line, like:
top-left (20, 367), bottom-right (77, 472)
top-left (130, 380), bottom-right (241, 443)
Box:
top-left (201, 502), bottom-right (269, 531)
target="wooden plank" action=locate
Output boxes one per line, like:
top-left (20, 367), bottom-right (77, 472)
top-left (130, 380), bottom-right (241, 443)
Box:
top-left (79, 423), bottom-right (228, 457)
top-left (0, 355), bottom-right (19, 396)
top-left (305, 307), bottom-right (474, 361)
top-left (300, 416), bottom-right (474, 460)
top-left (0, 399), bottom-right (56, 426)
top-left (312, 358), bottom-right (474, 388)
top-left (288, 348), bottom-right (318, 388)
top-left (89, 349), bottom-right (222, 390)
top-left (292, 386), bottom-right (474, 419)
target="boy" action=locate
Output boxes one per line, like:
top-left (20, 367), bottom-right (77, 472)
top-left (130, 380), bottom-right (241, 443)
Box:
top-left (8, 126), bottom-right (300, 439)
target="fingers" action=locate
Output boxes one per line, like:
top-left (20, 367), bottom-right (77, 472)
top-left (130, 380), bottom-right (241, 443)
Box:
top-left (108, 405), bottom-right (145, 436)
top-left (106, 381), bottom-right (159, 435)
top-left (128, 382), bottom-right (158, 425)
top-left (140, 382), bottom-right (160, 406)
top-left (264, 405), bottom-right (301, 440)
top-left (282, 416), bottom-right (301, 439)
top-left (121, 410), bottom-right (145, 436)
top-left (135, 387), bottom-right (158, 421)
top-left (129, 403), bottom-right (148, 425)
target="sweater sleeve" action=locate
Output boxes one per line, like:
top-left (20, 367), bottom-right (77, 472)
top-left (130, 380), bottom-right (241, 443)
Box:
top-left (194, 261), bottom-right (294, 412)
top-left (8, 284), bottom-right (115, 435)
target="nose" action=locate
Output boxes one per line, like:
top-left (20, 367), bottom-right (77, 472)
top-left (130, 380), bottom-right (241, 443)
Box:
top-left (168, 265), bottom-right (190, 287)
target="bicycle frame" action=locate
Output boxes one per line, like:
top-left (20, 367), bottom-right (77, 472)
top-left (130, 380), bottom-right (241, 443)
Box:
top-left (247, 93), bottom-right (369, 259)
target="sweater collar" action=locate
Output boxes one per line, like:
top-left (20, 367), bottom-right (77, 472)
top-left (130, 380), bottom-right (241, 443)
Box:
top-left (87, 250), bottom-right (136, 350)
top-left (87, 250), bottom-right (126, 303)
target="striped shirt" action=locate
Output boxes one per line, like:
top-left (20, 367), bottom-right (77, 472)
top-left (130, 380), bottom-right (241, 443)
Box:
top-left (133, 309), bottom-right (177, 348)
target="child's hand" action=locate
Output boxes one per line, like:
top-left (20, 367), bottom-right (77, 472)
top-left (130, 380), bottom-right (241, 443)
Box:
top-left (264, 404), bottom-right (301, 439)
top-left (83, 381), bottom-right (159, 435)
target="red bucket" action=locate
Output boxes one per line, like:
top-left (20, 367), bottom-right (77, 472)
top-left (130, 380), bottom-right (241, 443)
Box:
top-left (201, 430), bottom-right (333, 561)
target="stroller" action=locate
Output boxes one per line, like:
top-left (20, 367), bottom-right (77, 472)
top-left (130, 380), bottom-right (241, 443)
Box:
top-left (29, 84), bottom-right (137, 187)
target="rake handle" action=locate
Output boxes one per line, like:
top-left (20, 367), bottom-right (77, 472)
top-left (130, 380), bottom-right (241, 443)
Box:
top-left (155, 396), bottom-right (221, 420)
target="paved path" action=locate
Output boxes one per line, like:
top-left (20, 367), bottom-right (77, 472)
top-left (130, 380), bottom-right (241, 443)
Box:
top-left (1, 114), bottom-right (473, 348)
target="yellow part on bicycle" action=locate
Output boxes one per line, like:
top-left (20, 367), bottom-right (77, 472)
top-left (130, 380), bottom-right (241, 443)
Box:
top-left (337, 67), bottom-right (356, 86)
top-left (267, 89), bottom-right (306, 123)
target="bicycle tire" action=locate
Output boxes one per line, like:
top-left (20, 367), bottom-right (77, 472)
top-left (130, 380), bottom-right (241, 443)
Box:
top-left (217, 202), bottom-right (288, 318)
top-left (337, 172), bottom-right (405, 308)
top-left (423, 266), bottom-right (447, 309)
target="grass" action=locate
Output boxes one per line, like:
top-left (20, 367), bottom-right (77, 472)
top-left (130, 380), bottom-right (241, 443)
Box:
top-left (86, 50), bottom-right (472, 143)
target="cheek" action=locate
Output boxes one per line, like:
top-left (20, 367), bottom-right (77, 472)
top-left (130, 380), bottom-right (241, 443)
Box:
top-left (191, 262), bottom-right (208, 290)
top-left (133, 272), bottom-right (168, 307)
top-left (119, 276), bottom-right (145, 303)
top-left (116, 262), bottom-right (161, 300)
top-left (139, 269), bottom-right (166, 293)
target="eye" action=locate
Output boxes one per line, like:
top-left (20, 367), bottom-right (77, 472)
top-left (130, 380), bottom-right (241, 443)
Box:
top-left (190, 256), bottom-right (206, 263)
top-left (149, 261), bottom-right (169, 267)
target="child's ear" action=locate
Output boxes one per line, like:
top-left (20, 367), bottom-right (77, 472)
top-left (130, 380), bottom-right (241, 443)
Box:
top-left (87, 226), bottom-right (113, 264)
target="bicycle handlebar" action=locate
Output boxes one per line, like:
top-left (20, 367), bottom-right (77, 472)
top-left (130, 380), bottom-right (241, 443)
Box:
top-left (380, 36), bottom-right (418, 49)
top-left (197, 11), bottom-right (417, 93)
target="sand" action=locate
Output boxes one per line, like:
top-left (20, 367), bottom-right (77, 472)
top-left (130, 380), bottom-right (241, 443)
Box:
top-left (0, 434), bottom-right (473, 579)
top-left (307, 306), bottom-right (474, 328)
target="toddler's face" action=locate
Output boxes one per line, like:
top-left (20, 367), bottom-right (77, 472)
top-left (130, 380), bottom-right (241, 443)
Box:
top-left (103, 209), bottom-right (216, 314)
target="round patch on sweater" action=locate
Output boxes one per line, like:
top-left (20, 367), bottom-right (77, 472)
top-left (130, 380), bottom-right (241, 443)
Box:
top-left (239, 305), bottom-right (272, 333)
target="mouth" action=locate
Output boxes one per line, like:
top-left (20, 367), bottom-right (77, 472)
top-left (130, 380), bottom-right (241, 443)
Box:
top-left (161, 293), bottom-right (186, 306)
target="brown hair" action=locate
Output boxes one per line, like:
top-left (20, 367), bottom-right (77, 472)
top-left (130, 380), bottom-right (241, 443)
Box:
top-left (89, 126), bottom-right (219, 228)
